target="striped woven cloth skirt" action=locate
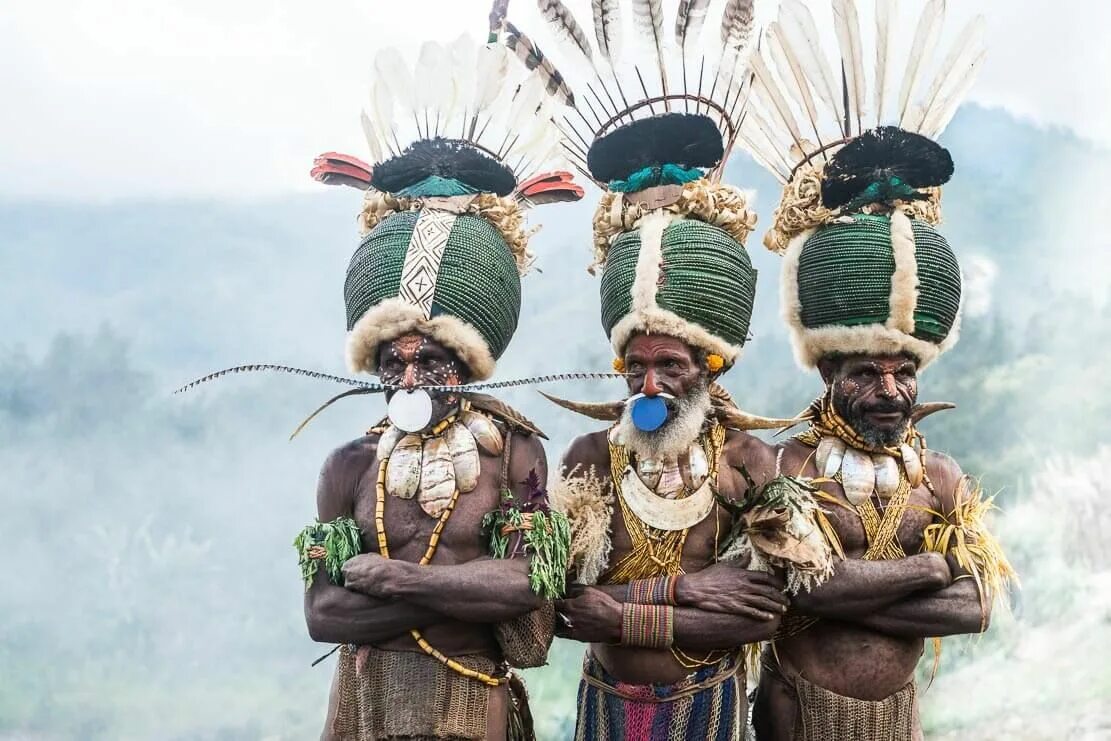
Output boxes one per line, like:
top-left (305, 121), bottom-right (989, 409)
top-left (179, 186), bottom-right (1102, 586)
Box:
top-left (573, 651), bottom-right (743, 741)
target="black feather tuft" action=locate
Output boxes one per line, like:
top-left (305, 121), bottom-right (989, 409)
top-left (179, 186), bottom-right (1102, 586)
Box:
top-left (587, 113), bottom-right (723, 183)
top-left (821, 127), bottom-right (954, 209)
top-left (370, 138), bottom-right (517, 196)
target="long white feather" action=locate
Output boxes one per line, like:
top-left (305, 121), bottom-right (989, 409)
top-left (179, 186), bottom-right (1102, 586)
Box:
top-left (359, 109), bottom-right (384, 164)
top-left (767, 22), bottom-right (824, 146)
top-left (920, 47), bottom-right (985, 139)
top-left (832, 0), bottom-right (866, 135)
top-left (632, 0), bottom-right (669, 103)
top-left (369, 78), bottom-right (396, 153)
top-left (449, 35), bottom-right (477, 135)
top-left (750, 51), bottom-right (805, 151)
top-left (911, 14), bottom-right (987, 134)
top-left (739, 109), bottom-right (794, 181)
top-left (414, 41), bottom-right (454, 134)
top-left (473, 42), bottom-right (509, 115)
top-left (874, 0), bottom-right (894, 126)
top-left (896, 0), bottom-right (944, 128)
top-left (778, 0), bottom-right (844, 126)
top-left (592, 0), bottom-right (622, 63)
top-left (374, 47), bottom-right (415, 119)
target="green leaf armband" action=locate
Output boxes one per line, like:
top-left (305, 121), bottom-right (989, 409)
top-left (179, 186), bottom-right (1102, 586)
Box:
top-left (482, 471), bottom-right (572, 600)
top-left (293, 517), bottom-right (362, 590)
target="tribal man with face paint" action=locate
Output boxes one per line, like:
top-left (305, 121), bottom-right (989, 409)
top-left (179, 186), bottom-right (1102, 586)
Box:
top-left (532, 13), bottom-right (828, 729)
top-left (741, 3), bottom-right (1016, 734)
top-left (290, 22), bottom-right (585, 741)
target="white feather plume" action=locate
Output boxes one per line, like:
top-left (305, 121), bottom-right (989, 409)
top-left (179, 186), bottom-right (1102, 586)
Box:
top-left (675, 0), bottom-right (712, 54)
top-left (374, 47), bottom-right (415, 120)
top-left (449, 35), bottom-right (477, 135)
top-left (778, 0), bottom-right (844, 126)
top-left (359, 109), bottom-right (384, 164)
top-left (896, 0), bottom-right (944, 128)
top-left (717, 0), bottom-right (756, 89)
top-left (368, 78), bottom-right (396, 156)
top-left (832, 0), bottom-right (866, 135)
top-left (911, 14), bottom-right (987, 135)
top-left (873, 0), bottom-right (894, 127)
top-left (766, 21), bottom-right (824, 146)
top-left (750, 51), bottom-right (805, 151)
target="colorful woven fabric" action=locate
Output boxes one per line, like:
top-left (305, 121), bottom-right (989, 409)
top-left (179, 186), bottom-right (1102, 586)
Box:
top-left (573, 652), bottom-right (742, 741)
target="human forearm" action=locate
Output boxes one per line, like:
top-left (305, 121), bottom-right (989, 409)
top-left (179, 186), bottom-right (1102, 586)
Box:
top-left (304, 580), bottom-right (443, 645)
top-left (849, 579), bottom-right (990, 638)
top-left (673, 606), bottom-right (781, 648)
top-left (347, 555), bottom-right (544, 623)
top-left (791, 553), bottom-right (951, 619)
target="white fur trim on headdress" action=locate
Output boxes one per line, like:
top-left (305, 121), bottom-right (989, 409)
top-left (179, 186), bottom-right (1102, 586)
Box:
top-left (345, 297), bottom-right (497, 380)
top-left (609, 210), bottom-right (742, 365)
top-left (779, 226), bottom-right (949, 371)
top-left (886, 208), bottom-right (919, 334)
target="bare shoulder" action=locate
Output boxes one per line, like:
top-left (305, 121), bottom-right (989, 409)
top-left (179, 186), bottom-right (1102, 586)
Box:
top-left (508, 430), bottom-right (548, 481)
top-left (775, 437), bottom-right (818, 479)
top-left (560, 429), bottom-right (611, 478)
top-left (722, 430), bottom-right (778, 484)
top-left (924, 448), bottom-right (965, 511)
top-left (316, 433), bottom-right (381, 520)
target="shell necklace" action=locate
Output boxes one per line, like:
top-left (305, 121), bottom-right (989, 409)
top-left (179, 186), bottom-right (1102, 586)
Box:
top-left (609, 423), bottom-right (725, 532)
top-left (378, 404), bottom-right (504, 517)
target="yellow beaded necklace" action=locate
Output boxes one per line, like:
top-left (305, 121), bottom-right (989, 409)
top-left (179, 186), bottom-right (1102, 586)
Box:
top-left (374, 457), bottom-right (509, 687)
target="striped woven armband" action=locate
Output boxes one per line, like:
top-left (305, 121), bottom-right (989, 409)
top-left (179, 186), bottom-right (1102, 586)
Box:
top-left (625, 576), bottom-right (678, 605)
top-left (293, 516), bottom-right (362, 591)
top-left (620, 603), bottom-right (675, 649)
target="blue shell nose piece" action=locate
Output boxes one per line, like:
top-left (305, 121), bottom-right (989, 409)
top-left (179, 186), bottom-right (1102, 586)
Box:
top-left (631, 395), bottom-right (669, 432)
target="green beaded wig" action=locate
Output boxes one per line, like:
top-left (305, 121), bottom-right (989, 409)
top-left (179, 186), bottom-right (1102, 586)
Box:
top-left (779, 128), bottom-right (963, 370)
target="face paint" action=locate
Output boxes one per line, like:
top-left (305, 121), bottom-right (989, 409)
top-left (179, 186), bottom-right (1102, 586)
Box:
top-left (378, 333), bottom-right (471, 430)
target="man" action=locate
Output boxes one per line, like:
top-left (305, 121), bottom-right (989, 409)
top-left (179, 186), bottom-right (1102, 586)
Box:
top-left (738, 3), bottom-right (1014, 735)
top-left (527, 1), bottom-right (830, 728)
top-left (291, 27), bottom-right (582, 741)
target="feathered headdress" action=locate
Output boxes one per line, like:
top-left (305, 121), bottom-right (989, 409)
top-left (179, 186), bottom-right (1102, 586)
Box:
top-left (741, 0), bottom-right (985, 370)
top-left (518, 0), bottom-right (764, 370)
top-left (307, 8), bottom-right (594, 382)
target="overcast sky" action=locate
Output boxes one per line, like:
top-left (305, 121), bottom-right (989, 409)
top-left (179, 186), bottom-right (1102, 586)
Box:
top-left (1, 0), bottom-right (1107, 200)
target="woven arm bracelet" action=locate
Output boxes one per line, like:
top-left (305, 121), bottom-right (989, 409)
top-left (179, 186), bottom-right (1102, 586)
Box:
top-left (620, 603), bottom-right (675, 649)
top-left (625, 576), bottom-right (679, 605)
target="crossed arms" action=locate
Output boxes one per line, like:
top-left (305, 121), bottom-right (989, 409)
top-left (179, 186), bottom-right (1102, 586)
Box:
top-left (304, 435), bottom-right (548, 645)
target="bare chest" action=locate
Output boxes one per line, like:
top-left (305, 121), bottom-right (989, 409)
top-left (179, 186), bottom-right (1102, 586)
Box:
top-left (352, 451), bottom-right (505, 564)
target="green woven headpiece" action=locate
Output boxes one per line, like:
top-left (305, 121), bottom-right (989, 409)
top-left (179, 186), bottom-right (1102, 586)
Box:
top-left (599, 214), bottom-right (757, 367)
top-left (782, 211), bottom-right (962, 370)
top-left (344, 209), bottom-right (521, 380)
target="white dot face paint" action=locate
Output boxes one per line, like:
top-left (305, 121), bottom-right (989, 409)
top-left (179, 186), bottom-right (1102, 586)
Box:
top-left (388, 388), bottom-right (434, 433)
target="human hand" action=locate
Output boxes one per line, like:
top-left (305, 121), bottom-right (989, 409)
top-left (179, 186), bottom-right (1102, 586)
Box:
top-left (554, 586), bottom-right (622, 644)
top-left (674, 563), bottom-right (788, 620)
top-left (341, 553), bottom-right (412, 597)
top-left (912, 552), bottom-right (953, 591)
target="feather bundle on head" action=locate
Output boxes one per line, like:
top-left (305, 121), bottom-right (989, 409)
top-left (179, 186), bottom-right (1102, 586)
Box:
top-left (513, 0), bottom-right (760, 186)
top-left (370, 138), bottom-right (517, 197)
top-left (740, 0), bottom-right (986, 186)
top-left (820, 126), bottom-right (953, 209)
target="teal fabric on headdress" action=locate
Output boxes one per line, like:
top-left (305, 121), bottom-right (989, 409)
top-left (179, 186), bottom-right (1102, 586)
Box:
top-left (608, 164), bottom-right (704, 193)
top-left (396, 176), bottom-right (479, 198)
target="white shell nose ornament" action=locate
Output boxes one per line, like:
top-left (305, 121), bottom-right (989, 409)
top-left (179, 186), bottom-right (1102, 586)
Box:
top-left (388, 388), bottom-right (434, 433)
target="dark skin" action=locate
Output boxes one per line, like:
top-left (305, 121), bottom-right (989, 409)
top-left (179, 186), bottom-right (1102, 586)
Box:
top-left (555, 334), bottom-right (788, 689)
top-left (752, 353), bottom-right (990, 741)
top-left (303, 333), bottom-right (546, 741)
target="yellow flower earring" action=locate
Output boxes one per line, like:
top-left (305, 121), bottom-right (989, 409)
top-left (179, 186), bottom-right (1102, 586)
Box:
top-left (612, 357), bottom-right (626, 373)
top-left (706, 354), bottom-right (725, 373)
